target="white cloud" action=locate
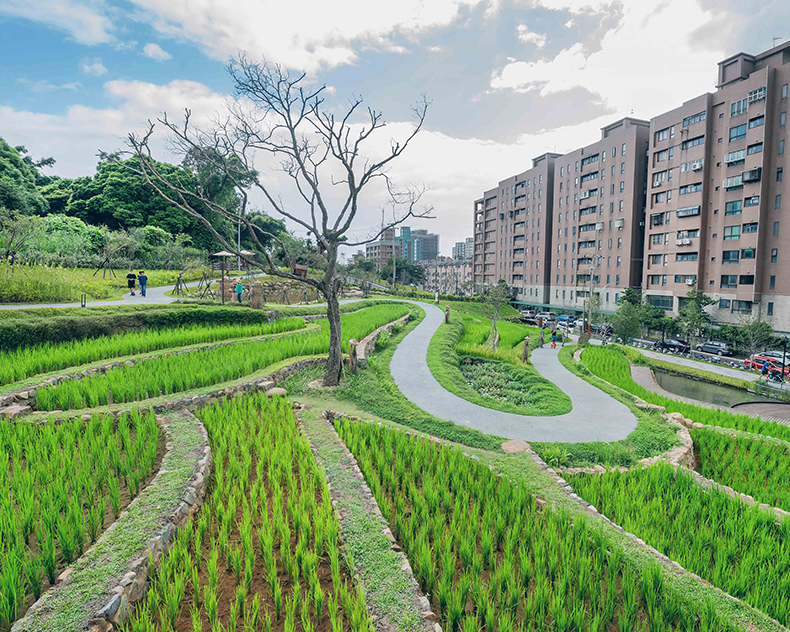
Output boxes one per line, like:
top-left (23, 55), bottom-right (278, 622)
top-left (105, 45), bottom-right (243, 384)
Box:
top-left (126, 0), bottom-right (484, 71)
top-left (516, 24), bottom-right (546, 48)
top-left (143, 43), bottom-right (172, 61)
top-left (491, 0), bottom-right (727, 121)
top-left (80, 57), bottom-right (108, 76)
top-left (0, 0), bottom-right (113, 44)
top-left (17, 78), bottom-right (81, 94)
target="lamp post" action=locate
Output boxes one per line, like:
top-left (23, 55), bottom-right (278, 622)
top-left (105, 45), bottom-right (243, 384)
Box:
top-left (783, 337), bottom-right (788, 376)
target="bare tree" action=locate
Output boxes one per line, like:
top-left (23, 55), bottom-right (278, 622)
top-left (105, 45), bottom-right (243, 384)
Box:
top-left (107, 56), bottom-right (431, 385)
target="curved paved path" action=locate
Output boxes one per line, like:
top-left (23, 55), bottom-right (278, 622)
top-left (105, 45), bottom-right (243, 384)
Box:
top-left (391, 301), bottom-right (638, 443)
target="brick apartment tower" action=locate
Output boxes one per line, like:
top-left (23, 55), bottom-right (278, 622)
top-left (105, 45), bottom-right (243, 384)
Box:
top-left (643, 43), bottom-right (790, 331)
top-left (473, 153), bottom-right (560, 304)
top-left (549, 117), bottom-right (650, 312)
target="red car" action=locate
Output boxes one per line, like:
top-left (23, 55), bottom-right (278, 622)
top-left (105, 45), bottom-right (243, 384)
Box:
top-left (745, 352), bottom-right (790, 374)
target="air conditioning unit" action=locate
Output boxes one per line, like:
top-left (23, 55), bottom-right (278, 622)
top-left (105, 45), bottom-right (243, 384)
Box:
top-left (675, 239), bottom-right (692, 246)
top-left (596, 222), bottom-right (604, 231)
top-left (686, 279), bottom-right (695, 286)
top-left (580, 191), bottom-right (591, 199)
top-left (691, 159), bottom-right (704, 171)
top-left (615, 218), bottom-right (624, 229)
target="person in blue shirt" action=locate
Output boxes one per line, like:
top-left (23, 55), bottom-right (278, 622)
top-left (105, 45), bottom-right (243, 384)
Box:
top-left (235, 280), bottom-right (244, 303)
top-left (138, 271), bottom-right (148, 297)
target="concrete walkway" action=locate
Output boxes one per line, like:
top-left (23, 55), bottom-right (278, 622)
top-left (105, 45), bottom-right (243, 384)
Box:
top-left (390, 301), bottom-right (638, 443)
top-left (633, 347), bottom-right (756, 381)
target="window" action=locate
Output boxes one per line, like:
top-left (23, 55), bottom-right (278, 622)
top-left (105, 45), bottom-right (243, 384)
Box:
top-left (768, 302), bottom-right (774, 316)
top-left (581, 154), bottom-right (599, 167)
top-left (725, 200), bottom-right (742, 215)
top-left (683, 111), bottom-right (706, 127)
top-left (721, 275), bottom-right (738, 289)
top-left (770, 275), bottom-right (776, 290)
top-left (647, 295), bottom-right (673, 310)
top-left (743, 222), bottom-right (758, 233)
top-left (681, 135), bottom-right (705, 149)
top-left (779, 139), bottom-right (785, 155)
top-left (779, 168), bottom-right (784, 182)
top-left (677, 229), bottom-right (700, 239)
top-left (739, 275), bottom-right (755, 285)
top-left (722, 250), bottom-right (739, 264)
top-left (675, 274), bottom-right (697, 284)
top-left (619, 181), bottom-right (625, 193)
top-left (724, 225), bottom-right (740, 240)
top-left (725, 149), bottom-right (746, 164)
top-left (772, 248), bottom-right (778, 263)
top-left (648, 275), bottom-right (662, 285)
top-left (651, 234), bottom-right (663, 245)
top-left (733, 301), bottom-right (752, 314)
top-left (719, 299), bottom-right (731, 309)
top-left (729, 124), bottom-right (746, 141)
top-left (622, 143), bottom-right (626, 155)
top-left (747, 143), bottom-right (763, 155)
top-left (731, 99), bottom-right (747, 117)
top-left (774, 221), bottom-right (780, 237)
top-left (724, 175), bottom-right (743, 189)
top-left (679, 183), bottom-right (702, 195)
top-left (655, 128), bottom-right (669, 142)
top-left (748, 115), bottom-right (764, 129)
top-left (776, 194), bottom-right (782, 209)
top-left (741, 248), bottom-right (755, 259)
top-left (748, 87), bottom-right (766, 102)
top-left (676, 205), bottom-right (701, 218)
top-left (675, 252), bottom-right (698, 261)
top-left (620, 162), bottom-right (625, 174)
top-left (744, 196), bottom-right (760, 207)
top-left (781, 112), bottom-right (787, 128)
top-left (783, 84), bottom-right (789, 100)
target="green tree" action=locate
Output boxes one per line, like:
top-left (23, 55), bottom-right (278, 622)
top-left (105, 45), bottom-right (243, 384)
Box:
top-left (0, 138), bottom-right (49, 215)
top-left (612, 301), bottom-right (641, 343)
top-left (740, 314), bottom-right (775, 359)
top-left (620, 287), bottom-right (641, 306)
top-left (380, 257), bottom-right (425, 287)
top-left (677, 289), bottom-right (715, 339)
top-left (480, 280), bottom-right (510, 349)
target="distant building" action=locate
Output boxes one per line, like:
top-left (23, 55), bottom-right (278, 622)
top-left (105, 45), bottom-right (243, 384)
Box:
top-left (452, 237), bottom-right (474, 260)
top-left (365, 226), bottom-right (439, 269)
top-left (423, 258), bottom-right (473, 296)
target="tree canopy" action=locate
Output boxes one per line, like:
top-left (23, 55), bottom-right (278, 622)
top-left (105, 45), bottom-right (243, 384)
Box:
top-left (0, 138), bottom-right (49, 215)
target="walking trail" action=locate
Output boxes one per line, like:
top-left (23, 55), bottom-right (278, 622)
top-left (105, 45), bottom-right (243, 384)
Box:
top-left (391, 301), bottom-right (638, 443)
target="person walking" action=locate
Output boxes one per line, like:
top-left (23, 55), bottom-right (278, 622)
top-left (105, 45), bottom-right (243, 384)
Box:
top-left (126, 269), bottom-right (137, 296)
top-left (137, 270), bottom-right (148, 297)
top-left (551, 330), bottom-right (558, 349)
top-left (235, 279), bottom-right (244, 303)
top-left (539, 327), bottom-right (545, 348)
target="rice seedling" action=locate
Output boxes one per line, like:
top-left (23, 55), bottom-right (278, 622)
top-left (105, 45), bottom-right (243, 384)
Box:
top-left (338, 420), bottom-right (736, 631)
top-left (0, 317), bottom-right (307, 387)
top-left (0, 410), bottom-right (161, 626)
top-left (691, 427), bottom-right (790, 512)
top-left (583, 346), bottom-right (790, 442)
top-left (123, 392), bottom-right (370, 630)
top-left (37, 304), bottom-right (410, 411)
top-left (570, 461), bottom-right (790, 626)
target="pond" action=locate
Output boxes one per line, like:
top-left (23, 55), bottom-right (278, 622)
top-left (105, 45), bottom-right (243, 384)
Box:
top-left (653, 369), bottom-right (777, 408)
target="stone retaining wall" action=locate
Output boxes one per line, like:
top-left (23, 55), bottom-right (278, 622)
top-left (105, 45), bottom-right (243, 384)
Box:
top-left (357, 313), bottom-right (411, 367)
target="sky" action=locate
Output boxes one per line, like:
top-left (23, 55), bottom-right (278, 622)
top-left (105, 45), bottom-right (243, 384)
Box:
top-left (0, 0), bottom-right (787, 257)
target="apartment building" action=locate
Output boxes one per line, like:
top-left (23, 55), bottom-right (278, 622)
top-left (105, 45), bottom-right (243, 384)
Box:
top-left (643, 43), bottom-right (790, 330)
top-left (451, 238), bottom-right (474, 260)
top-left (423, 258), bottom-right (473, 295)
top-left (364, 228), bottom-right (395, 271)
top-left (473, 153), bottom-right (559, 303)
top-left (549, 118), bottom-right (650, 313)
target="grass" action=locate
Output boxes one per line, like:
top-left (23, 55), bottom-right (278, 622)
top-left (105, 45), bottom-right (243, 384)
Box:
top-left (528, 345), bottom-right (680, 469)
top-left (124, 394), bottom-right (371, 631)
top-left (582, 345), bottom-right (790, 443)
top-left (425, 314), bottom-right (571, 416)
top-left (569, 462), bottom-right (790, 627)
top-left (299, 407), bottom-right (423, 631)
top-left (338, 420), bottom-right (737, 632)
top-left (18, 408), bottom-right (203, 632)
top-left (691, 426), bottom-right (790, 512)
top-left (284, 306), bottom-right (506, 452)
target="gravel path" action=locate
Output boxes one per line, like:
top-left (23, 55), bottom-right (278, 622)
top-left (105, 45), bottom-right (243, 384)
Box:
top-left (390, 301), bottom-right (638, 443)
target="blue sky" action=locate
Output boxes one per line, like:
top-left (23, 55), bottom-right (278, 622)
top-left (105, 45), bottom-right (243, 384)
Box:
top-left (0, 0), bottom-right (786, 253)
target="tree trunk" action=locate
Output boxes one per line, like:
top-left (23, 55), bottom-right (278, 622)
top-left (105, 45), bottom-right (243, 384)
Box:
top-left (322, 282), bottom-right (343, 386)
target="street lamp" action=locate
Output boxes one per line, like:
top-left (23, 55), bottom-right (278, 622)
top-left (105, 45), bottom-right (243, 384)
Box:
top-left (783, 337), bottom-right (788, 375)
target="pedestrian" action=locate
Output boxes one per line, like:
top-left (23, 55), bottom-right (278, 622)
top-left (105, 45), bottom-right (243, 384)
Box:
top-left (235, 279), bottom-right (244, 303)
top-left (551, 330), bottom-right (558, 349)
top-left (126, 269), bottom-right (137, 296)
top-left (539, 327), bottom-right (545, 348)
top-left (137, 270), bottom-right (148, 297)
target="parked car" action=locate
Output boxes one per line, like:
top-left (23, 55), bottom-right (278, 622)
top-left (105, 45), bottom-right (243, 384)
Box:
top-left (653, 338), bottom-right (690, 353)
top-left (694, 341), bottom-right (733, 356)
top-left (537, 311), bottom-right (557, 322)
top-left (557, 314), bottom-right (575, 326)
top-left (745, 351), bottom-right (790, 372)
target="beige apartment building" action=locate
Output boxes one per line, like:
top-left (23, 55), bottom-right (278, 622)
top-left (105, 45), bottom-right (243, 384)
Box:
top-left (643, 43), bottom-right (790, 331)
top-left (423, 258), bottom-right (473, 296)
top-left (473, 153), bottom-right (559, 303)
top-left (549, 118), bottom-right (650, 313)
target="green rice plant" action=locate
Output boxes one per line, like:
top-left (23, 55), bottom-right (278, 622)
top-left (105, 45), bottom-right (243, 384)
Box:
top-left (570, 462), bottom-right (790, 626)
top-left (583, 346), bottom-right (790, 442)
top-left (691, 426), bottom-right (790, 512)
top-left (122, 393), bottom-right (370, 631)
top-left (339, 420), bottom-right (737, 631)
top-left (38, 304), bottom-right (410, 410)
